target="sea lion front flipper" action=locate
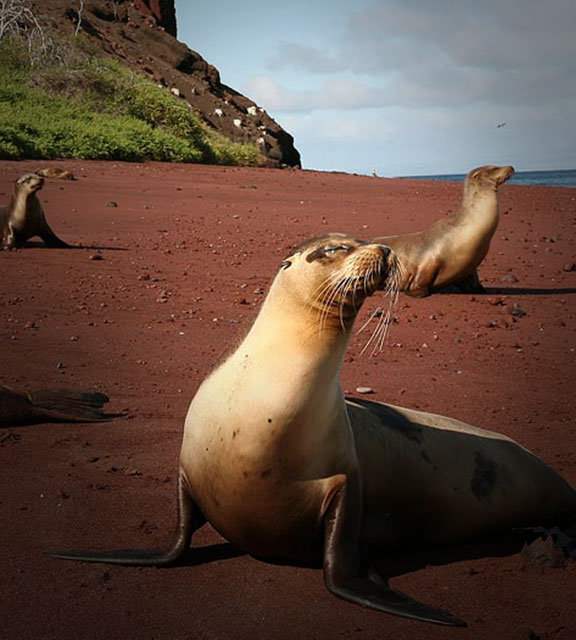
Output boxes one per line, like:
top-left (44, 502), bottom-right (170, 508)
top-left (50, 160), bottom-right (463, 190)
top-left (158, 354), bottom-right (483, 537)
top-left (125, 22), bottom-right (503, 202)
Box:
top-left (39, 223), bottom-right (70, 248)
top-left (45, 470), bottom-right (205, 566)
top-left (323, 479), bottom-right (466, 627)
top-left (446, 270), bottom-right (486, 294)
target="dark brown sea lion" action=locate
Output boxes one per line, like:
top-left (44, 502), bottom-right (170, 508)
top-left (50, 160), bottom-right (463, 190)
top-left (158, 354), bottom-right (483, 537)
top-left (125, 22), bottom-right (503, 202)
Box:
top-left (46, 234), bottom-right (575, 628)
top-left (376, 165), bottom-right (515, 296)
top-left (1, 173), bottom-right (70, 249)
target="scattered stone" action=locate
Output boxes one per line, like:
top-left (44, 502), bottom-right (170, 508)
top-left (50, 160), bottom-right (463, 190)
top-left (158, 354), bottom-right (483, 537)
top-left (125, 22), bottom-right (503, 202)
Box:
top-left (106, 201), bottom-right (118, 208)
top-left (562, 262), bottom-right (576, 272)
top-left (511, 305), bottom-right (527, 318)
top-left (124, 467), bottom-right (142, 476)
top-left (90, 253), bottom-right (104, 261)
top-left (355, 387), bottom-right (374, 395)
top-left (500, 273), bottom-right (519, 283)
top-left (522, 536), bottom-right (566, 568)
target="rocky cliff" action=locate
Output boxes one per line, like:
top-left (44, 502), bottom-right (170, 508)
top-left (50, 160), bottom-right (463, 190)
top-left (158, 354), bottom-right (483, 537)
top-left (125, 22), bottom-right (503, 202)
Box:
top-left (28, 0), bottom-right (301, 168)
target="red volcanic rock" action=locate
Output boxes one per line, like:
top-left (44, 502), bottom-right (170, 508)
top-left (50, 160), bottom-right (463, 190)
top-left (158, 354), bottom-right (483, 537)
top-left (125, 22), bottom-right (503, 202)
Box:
top-left (27, 0), bottom-right (301, 168)
top-left (133, 0), bottom-right (177, 36)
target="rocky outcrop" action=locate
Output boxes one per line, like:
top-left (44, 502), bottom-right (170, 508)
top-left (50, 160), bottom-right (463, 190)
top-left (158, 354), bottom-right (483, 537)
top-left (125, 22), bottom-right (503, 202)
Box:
top-left (133, 0), bottom-right (176, 37)
top-left (30, 0), bottom-right (301, 168)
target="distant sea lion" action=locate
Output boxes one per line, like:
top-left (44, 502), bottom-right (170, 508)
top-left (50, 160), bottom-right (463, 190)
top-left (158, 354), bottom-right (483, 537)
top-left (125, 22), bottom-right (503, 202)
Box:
top-left (1, 174), bottom-right (70, 249)
top-left (47, 234), bottom-right (576, 627)
top-left (0, 385), bottom-right (112, 427)
top-left (34, 168), bottom-right (76, 180)
top-left (376, 165), bottom-right (515, 296)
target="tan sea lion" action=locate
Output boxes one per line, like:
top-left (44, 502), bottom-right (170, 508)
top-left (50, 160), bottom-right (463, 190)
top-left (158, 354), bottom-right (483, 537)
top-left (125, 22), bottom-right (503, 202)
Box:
top-left (47, 234), bottom-right (576, 627)
top-left (1, 173), bottom-right (70, 249)
top-left (34, 168), bottom-right (76, 180)
top-left (376, 164), bottom-right (515, 296)
top-left (0, 385), bottom-right (113, 427)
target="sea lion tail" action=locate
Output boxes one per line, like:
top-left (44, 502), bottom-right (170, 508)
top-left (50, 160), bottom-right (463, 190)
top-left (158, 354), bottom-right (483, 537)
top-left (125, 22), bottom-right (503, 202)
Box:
top-left (27, 389), bottom-right (114, 423)
top-left (45, 471), bottom-right (202, 566)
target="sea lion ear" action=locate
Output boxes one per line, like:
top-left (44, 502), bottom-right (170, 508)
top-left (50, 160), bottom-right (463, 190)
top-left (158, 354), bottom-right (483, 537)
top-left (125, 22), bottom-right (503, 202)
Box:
top-left (280, 260), bottom-right (292, 270)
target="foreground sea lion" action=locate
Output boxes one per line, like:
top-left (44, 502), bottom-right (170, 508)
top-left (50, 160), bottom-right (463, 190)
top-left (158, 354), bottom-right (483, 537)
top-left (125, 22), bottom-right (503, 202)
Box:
top-left (0, 385), bottom-right (112, 427)
top-left (1, 173), bottom-right (70, 249)
top-left (47, 234), bottom-right (576, 627)
top-left (376, 165), bottom-right (515, 296)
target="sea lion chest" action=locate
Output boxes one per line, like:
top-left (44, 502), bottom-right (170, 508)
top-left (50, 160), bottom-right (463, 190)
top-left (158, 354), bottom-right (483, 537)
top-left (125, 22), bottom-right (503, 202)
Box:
top-left (10, 193), bottom-right (45, 238)
top-left (180, 359), bottom-right (353, 561)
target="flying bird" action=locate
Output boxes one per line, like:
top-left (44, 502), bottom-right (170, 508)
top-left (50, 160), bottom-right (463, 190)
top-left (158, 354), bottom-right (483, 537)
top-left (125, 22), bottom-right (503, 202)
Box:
top-left (496, 122), bottom-right (507, 128)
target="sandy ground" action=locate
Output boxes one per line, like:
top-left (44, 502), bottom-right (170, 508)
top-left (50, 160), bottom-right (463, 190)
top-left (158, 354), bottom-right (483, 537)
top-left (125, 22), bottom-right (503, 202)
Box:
top-left (1, 159), bottom-right (575, 640)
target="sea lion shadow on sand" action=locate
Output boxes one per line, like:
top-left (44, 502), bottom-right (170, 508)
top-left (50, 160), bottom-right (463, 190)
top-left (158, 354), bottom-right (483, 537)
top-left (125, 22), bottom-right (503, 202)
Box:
top-left (170, 542), bottom-right (246, 568)
top-left (481, 286), bottom-right (576, 296)
top-left (17, 240), bottom-right (128, 251)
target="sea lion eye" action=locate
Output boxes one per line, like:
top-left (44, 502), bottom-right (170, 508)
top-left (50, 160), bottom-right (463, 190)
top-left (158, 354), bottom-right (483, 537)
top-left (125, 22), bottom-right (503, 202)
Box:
top-left (324, 245), bottom-right (350, 256)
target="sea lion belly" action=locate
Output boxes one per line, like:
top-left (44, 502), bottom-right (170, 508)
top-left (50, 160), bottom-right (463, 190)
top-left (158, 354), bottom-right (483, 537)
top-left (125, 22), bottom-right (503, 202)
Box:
top-left (180, 368), bottom-right (350, 561)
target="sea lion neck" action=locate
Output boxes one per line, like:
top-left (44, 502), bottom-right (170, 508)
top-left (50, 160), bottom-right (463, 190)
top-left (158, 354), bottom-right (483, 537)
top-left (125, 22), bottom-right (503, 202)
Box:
top-left (239, 281), bottom-right (353, 373)
top-left (458, 180), bottom-right (499, 225)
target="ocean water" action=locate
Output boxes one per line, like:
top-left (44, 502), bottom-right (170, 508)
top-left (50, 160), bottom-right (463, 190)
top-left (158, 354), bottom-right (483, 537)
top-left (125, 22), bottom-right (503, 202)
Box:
top-left (403, 168), bottom-right (576, 188)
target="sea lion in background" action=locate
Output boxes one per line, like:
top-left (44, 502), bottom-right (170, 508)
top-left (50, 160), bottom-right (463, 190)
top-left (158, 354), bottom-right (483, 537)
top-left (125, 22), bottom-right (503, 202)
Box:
top-left (47, 234), bottom-right (576, 628)
top-left (0, 385), bottom-right (113, 427)
top-left (1, 174), bottom-right (70, 249)
top-left (376, 164), bottom-right (515, 297)
top-left (34, 168), bottom-right (76, 180)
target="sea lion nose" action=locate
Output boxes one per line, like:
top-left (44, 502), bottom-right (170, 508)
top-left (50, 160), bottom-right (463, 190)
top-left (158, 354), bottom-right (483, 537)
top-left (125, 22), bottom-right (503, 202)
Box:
top-left (378, 245), bottom-right (392, 259)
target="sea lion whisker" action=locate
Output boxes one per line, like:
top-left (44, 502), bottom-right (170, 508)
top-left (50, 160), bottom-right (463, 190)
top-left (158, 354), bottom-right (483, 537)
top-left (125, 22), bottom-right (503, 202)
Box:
top-left (359, 267), bottom-right (399, 356)
top-left (317, 275), bottom-right (348, 332)
top-left (374, 282), bottom-right (400, 354)
top-left (359, 311), bottom-right (386, 356)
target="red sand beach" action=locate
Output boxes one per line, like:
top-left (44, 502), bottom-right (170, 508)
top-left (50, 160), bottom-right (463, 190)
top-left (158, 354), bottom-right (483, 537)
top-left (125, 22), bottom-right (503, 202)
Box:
top-left (1, 159), bottom-right (575, 640)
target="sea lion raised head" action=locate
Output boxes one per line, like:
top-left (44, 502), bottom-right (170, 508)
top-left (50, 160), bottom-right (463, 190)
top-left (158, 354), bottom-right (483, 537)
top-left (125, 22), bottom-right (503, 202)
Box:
top-left (375, 164), bottom-right (515, 296)
top-left (276, 233), bottom-right (396, 329)
top-left (17, 172), bottom-right (44, 193)
top-left (467, 164), bottom-right (515, 189)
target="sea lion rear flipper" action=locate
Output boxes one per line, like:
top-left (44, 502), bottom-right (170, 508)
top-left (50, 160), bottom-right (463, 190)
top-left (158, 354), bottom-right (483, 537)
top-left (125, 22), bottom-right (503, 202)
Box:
top-left (45, 470), bottom-right (205, 566)
top-left (323, 479), bottom-right (466, 627)
top-left (39, 223), bottom-right (70, 248)
top-left (27, 389), bottom-right (114, 423)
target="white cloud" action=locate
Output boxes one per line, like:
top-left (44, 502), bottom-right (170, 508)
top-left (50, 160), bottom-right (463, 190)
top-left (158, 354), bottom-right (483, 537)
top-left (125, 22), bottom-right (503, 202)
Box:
top-left (262, 0), bottom-right (576, 111)
top-left (243, 75), bottom-right (392, 111)
top-left (267, 42), bottom-right (341, 73)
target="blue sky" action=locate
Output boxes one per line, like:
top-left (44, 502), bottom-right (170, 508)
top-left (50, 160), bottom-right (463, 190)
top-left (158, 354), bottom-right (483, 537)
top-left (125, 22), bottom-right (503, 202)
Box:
top-left (176, 0), bottom-right (576, 176)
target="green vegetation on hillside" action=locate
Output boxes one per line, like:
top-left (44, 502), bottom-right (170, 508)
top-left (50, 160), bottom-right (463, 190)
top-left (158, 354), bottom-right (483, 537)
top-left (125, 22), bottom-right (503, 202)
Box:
top-left (0, 37), bottom-right (262, 165)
